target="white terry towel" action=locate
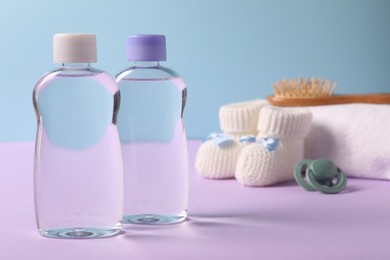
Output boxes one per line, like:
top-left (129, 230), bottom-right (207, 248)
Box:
top-left (305, 104), bottom-right (390, 180)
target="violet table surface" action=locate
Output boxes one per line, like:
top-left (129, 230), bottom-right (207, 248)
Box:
top-left (1, 141), bottom-right (389, 260)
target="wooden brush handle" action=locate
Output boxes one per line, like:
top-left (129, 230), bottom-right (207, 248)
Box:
top-left (267, 93), bottom-right (390, 107)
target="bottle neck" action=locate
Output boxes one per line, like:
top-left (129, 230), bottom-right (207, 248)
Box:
top-left (133, 61), bottom-right (160, 68)
top-left (61, 63), bottom-right (91, 69)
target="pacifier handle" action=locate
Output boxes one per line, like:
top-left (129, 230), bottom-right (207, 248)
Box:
top-left (294, 159), bottom-right (317, 192)
top-left (307, 168), bottom-right (347, 194)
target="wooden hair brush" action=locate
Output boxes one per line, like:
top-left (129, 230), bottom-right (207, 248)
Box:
top-left (267, 78), bottom-right (390, 107)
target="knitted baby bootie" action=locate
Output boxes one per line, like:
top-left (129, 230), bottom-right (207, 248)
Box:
top-left (235, 106), bottom-right (312, 186)
top-left (195, 100), bottom-right (268, 179)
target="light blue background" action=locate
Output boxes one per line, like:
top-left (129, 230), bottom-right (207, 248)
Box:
top-left (0, 0), bottom-right (389, 141)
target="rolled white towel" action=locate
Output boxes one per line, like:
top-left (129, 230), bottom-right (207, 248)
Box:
top-left (305, 104), bottom-right (390, 180)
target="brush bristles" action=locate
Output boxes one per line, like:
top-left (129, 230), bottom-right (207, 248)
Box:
top-left (272, 78), bottom-right (336, 98)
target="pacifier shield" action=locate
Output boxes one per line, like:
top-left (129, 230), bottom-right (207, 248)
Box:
top-left (294, 159), bottom-right (347, 194)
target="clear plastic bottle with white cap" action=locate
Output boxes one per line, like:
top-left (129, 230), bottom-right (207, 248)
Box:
top-left (33, 33), bottom-right (123, 238)
top-left (116, 34), bottom-right (189, 224)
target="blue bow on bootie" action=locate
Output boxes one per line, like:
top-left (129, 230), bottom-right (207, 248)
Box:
top-left (239, 135), bottom-right (280, 152)
top-left (203, 133), bottom-right (234, 147)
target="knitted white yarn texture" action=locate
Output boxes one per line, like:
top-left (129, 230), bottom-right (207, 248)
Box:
top-left (195, 100), bottom-right (268, 179)
top-left (235, 106), bottom-right (312, 186)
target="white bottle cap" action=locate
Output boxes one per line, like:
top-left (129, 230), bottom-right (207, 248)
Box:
top-left (53, 33), bottom-right (97, 63)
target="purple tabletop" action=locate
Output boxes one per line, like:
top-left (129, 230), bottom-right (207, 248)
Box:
top-left (1, 141), bottom-right (389, 260)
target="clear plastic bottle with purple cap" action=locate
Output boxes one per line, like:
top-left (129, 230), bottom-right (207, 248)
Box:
top-left (33, 33), bottom-right (123, 238)
top-left (116, 34), bottom-right (189, 224)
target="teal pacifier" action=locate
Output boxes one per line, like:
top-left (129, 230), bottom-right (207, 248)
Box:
top-left (294, 159), bottom-right (347, 194)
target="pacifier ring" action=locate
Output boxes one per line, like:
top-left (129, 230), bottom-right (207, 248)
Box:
top-left (294, 159), bottom-right (347, 194)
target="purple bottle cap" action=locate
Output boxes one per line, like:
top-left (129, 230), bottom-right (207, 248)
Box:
top-left (127, 34), bottom-right (167, 61)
